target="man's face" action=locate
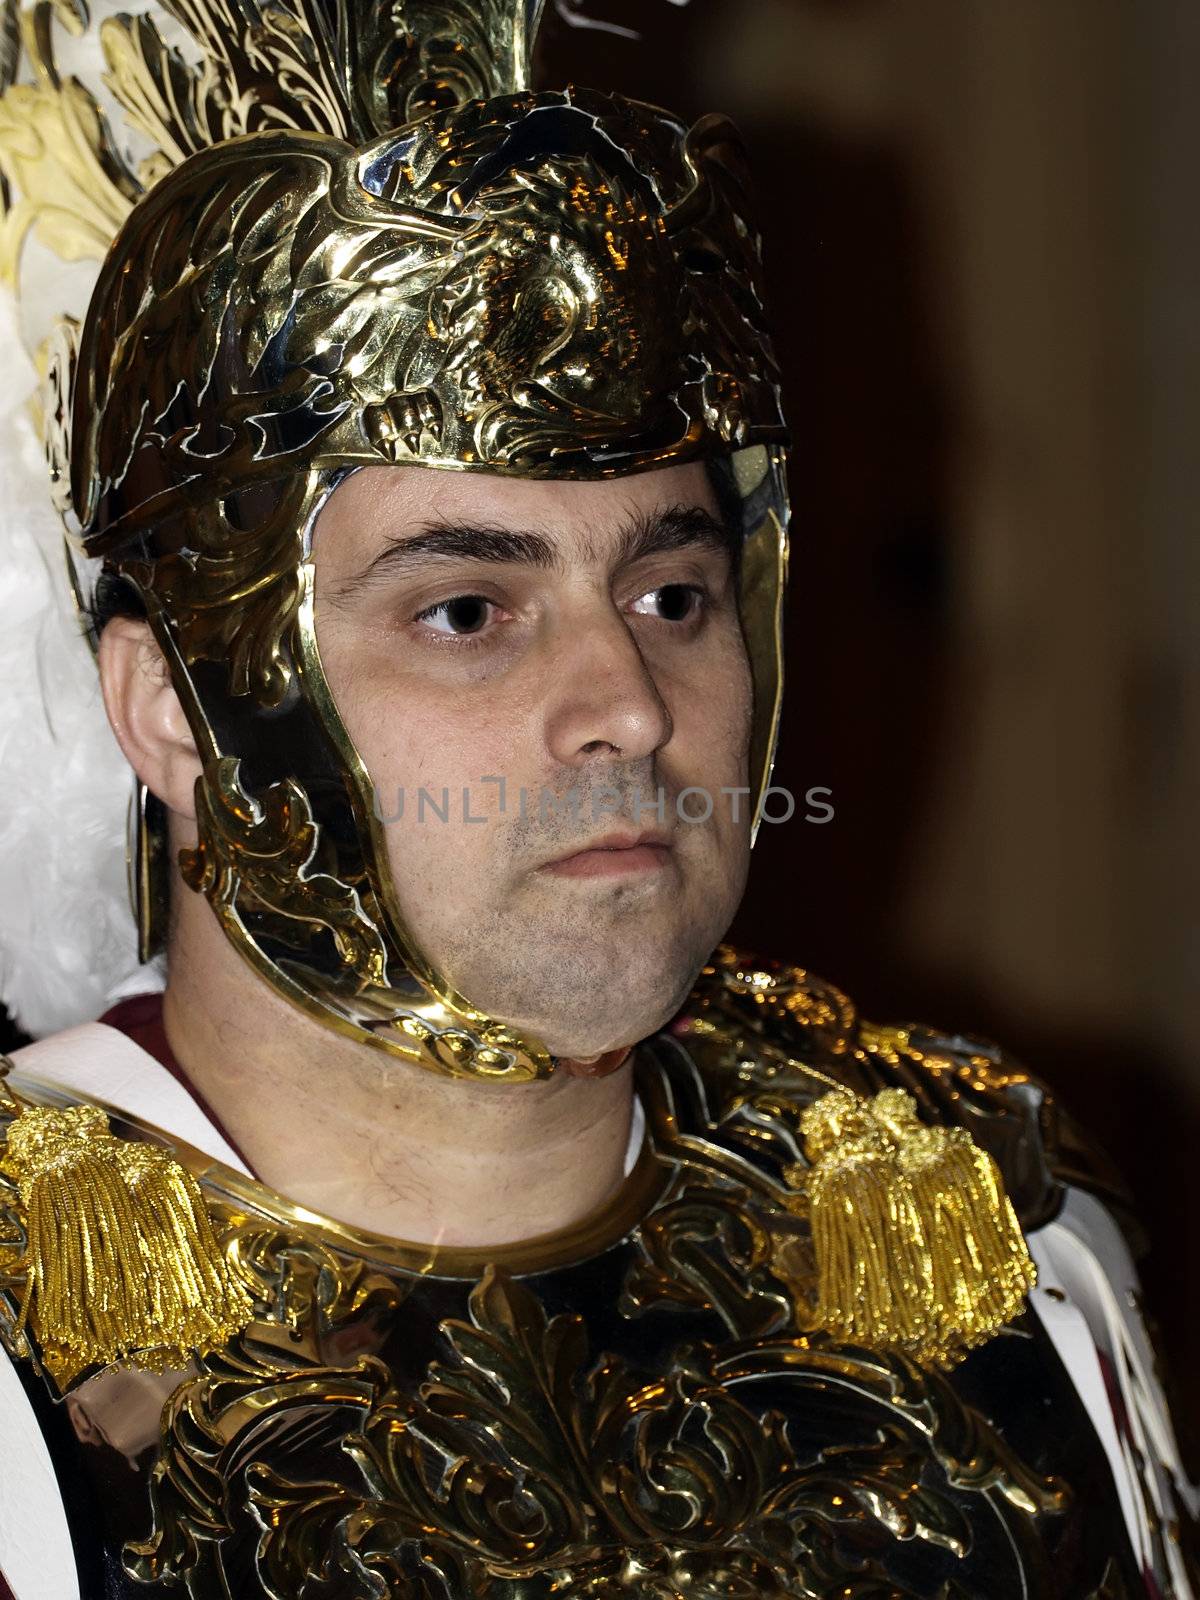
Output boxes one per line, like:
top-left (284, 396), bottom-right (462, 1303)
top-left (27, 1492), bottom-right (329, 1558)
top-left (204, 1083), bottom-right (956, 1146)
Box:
top-left (311, 461), bottom-right (753, 1060)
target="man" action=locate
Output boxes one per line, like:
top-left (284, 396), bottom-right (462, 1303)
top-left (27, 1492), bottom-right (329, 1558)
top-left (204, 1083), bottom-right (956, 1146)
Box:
top-left (97, 459), bottom-right (752, 1242)
top-left (0, 2), bottom-right (1194, 1597)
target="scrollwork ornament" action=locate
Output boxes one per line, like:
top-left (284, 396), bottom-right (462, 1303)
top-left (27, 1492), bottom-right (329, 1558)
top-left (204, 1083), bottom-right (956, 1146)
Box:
top-left (619, 1187), bottom-right (795, 1340)
top-left (181, 755), bottom-right (388, 987)
top-left (0, 10), bottom-right (137, 281)
top-left (0, 1034), bottom-right (1148, 1596)
top-left (35, 312), bottom-right (77, 519)
top-left (127, 1258), bottom-right (1070, 1599)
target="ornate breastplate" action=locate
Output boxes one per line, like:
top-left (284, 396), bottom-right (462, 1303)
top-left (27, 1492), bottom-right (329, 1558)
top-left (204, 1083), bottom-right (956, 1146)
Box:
top-left (0, 952), bottom-right (1149, 1597)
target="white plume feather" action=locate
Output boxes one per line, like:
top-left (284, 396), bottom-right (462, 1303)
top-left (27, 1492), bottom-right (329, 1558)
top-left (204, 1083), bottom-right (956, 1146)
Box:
top-left (0, 289), bottom-right (163, 1038)
top-left (553, 0), bottom-right (690, 40)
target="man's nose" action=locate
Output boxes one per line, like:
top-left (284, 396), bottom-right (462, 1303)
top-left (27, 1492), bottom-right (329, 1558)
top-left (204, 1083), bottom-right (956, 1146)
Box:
top-left (542, 608), bottom-right (673, 766)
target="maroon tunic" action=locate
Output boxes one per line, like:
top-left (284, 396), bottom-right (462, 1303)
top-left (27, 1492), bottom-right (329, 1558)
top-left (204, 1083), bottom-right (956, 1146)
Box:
top-left (98, 994), bottom-right (253, 1173)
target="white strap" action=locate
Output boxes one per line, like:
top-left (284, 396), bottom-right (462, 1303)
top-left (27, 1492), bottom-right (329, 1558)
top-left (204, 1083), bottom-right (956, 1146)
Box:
top-left (0, 1344), bottom-right (79, 1600)
top-left (7, 1022), bottom-right (250, 1175)
top-left (1028, 1187), bottom-right (1198, 1597)
top-left (623, 1091), bottom-right (646, 1177)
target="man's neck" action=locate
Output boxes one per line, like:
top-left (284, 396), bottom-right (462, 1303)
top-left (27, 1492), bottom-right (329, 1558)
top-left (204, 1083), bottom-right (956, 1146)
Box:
top-left (160, 909), bottom-right (638, 1249)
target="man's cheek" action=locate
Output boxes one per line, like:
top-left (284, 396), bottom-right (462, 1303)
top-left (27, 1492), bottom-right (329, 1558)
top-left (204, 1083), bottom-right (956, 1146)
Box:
top-left (384, 818), bottom-right (479, 918)
top-left (675, 702), bottom-right (748, 787)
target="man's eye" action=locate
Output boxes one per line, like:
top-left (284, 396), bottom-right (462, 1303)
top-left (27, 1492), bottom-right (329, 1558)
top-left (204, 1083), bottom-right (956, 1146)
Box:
top-left (628, 583), bottom-right (705, 622)
top-left (414, 595), bottom-right (497, 636)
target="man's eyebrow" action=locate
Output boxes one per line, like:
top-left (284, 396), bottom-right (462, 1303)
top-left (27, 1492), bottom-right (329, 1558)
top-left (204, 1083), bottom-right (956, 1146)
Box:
top-left (333, 524), bottom-right (558, 601)
top-left (607, 503), bottom-right (738, 568)
top-left (332, 502), bottom-right (737, 602)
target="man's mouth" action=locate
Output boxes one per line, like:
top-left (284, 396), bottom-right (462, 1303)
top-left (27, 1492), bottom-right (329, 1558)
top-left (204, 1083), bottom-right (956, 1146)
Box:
top-left (539, 830), bottom-right (673, 880)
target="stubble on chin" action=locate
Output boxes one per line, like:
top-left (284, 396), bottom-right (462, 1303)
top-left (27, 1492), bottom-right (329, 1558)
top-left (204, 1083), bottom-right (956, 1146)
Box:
top-left (388, 759), bottom-right (749, 1055)
top-left (418, 862), bottom-right (723, 1058)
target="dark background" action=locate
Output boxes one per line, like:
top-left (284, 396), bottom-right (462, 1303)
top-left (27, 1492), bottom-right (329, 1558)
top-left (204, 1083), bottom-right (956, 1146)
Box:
top-left (537, 0), bottom-right (1200, 1432)
top-left (2, 0), bottom-right (1196, 1433)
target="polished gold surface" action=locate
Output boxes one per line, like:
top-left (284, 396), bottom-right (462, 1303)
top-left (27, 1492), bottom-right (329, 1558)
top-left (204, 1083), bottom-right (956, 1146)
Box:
top-left (0, 0), bottom-right (790, 1082)
top-left (0, 1066), bottom-right (251, 1387)
top-left (1, 0), bottom-right (554, 285)
top-left (181, 754), bottom-right (390, 987)
top-left (233, 1265), bottom-right (1059, 1599)
top-left (2, 952), bottom-right (1182, 1594)
top-left (66, 98), bottom-right (780, 536)
top-left (0, 0), bottom-right (789, 533)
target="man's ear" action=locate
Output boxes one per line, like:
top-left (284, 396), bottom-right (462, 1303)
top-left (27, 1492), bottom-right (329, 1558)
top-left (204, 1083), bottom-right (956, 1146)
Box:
top-left (97, 617), bottom-right (201, 821)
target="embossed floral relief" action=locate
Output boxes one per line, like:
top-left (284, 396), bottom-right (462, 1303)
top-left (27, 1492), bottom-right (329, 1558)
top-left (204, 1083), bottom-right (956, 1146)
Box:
top-left (128, 1237), bottom-right (1063, 1599)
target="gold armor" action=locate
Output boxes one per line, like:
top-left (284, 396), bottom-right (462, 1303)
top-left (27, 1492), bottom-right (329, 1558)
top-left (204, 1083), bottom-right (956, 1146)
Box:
top-left (1, 949), bottom-right (1186, 1598)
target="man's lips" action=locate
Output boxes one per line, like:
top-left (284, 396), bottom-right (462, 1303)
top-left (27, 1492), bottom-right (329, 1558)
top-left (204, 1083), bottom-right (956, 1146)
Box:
top-left (539, 830), bottom-right (673, 879)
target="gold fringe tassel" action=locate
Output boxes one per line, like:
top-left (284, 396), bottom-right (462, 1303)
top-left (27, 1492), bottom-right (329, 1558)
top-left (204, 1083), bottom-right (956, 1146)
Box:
top-left (799, 1087), bottom-right (1036, 1366)
top-left (2, 1101), bottom-right (253, 1386)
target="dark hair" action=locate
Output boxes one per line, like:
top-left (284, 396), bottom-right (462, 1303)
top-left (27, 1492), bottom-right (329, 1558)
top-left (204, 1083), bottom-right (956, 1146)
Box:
top-left (89, 566), bottom-right (146, 639)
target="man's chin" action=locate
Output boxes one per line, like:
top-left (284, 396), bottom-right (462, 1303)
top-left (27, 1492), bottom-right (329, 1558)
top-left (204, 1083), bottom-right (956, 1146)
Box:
top-left (418, 893), bottom-right (731, 1061)
top-left (499, 959), bottom-right (704, 1063)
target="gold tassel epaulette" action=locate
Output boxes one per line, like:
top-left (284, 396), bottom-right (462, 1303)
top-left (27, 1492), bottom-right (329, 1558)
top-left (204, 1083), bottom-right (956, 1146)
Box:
top-left (795, 1086), bottom-right (1036, 1367)
top-left (0, 1095), bottom-right (253, 1387)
